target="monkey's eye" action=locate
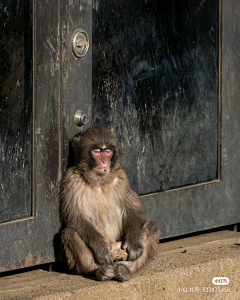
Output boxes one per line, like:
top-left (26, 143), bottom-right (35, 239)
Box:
top-left (104, 148), bottom-right (112, 153)
top-left (93, 149), bottom-right (101, 153)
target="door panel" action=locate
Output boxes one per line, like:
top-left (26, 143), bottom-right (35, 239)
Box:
top-left (0, 0), bottom-right (33, 223)
top-left (140, 0), bottom-right (240, 238)
top-left (0, 0), bottom-right (61, 272)
top-left (92, 0), bottom-right (219, 196)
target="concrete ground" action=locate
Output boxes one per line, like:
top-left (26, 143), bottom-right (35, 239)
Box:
top-left (0, 230), bottom-right (240, 300)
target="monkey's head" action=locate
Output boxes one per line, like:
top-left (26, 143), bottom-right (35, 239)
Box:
top-left (71, 127), bottom-right (119, 176)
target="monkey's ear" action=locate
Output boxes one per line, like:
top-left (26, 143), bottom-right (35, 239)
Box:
top-left (72, 136), bottom-right (82, 149)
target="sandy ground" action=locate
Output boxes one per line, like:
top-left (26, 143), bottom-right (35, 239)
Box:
top-left (0, 230), bottom-right (240, 300)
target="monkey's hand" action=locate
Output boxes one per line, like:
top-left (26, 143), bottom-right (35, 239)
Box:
top-left (122, 240), bottom-right (143, 261)
top-left (93, 241), bottom-right (113, 265)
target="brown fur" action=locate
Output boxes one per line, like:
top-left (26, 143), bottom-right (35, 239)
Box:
top-left (60, 126), bottom-right (160, 281)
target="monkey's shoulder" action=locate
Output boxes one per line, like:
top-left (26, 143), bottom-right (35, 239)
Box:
top-left (112, 166), bottom-right (129, 182)
top-left (62, 166), bottom-right (82, 180)
top-left (61, 165), bottom-right (137, 198)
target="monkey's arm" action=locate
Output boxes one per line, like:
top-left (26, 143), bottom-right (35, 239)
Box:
top-left (120, 184), bottom-right (145, 261)
top-left (67, 215), bottom-right (113, 265)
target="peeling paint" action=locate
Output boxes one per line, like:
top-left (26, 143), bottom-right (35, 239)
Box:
top-left (222, 148), bottom-right (228, 166)
top-left (24, 253), bottom-right (34, 268)
top-left (35, 256), bottom-right (43, 265)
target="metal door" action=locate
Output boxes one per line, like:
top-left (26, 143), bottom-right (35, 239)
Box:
top-left (0, 0), bottom-right (92, 273)
top-left (0, 0), bottom-right (62, 272)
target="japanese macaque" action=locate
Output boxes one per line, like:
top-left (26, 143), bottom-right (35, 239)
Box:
top-left (60, 127), bottom-right (160, 281)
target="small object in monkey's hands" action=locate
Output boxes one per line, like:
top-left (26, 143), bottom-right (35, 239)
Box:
top-left (111, 242), bottom-right (128, 261)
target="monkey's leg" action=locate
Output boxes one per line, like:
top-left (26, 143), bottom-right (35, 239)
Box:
top-left (62, 228), bottom-right (115, 281)
top-left (115, 221), bottom-right (160, 282)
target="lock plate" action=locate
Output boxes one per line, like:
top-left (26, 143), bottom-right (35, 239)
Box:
top-left (74, 110), bottom-right (88, 127)
top-left (72, 29), bottom-right (89, 58)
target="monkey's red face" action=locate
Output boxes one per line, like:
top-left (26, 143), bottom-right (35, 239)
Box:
top-left (91, 148), bottom-right (113, 175)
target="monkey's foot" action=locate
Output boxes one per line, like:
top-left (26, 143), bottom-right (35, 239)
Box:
top-left (95, 265), bottom-right (115, 281)
top-left (114, 264), bottom-right (132, 282)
